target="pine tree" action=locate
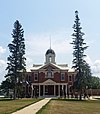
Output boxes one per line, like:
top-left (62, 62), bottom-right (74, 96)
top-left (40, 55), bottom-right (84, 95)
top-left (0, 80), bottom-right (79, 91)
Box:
top-left (71, 11), bottom-right (91, 100)
top-left (6, 20), bottom-right (26, 99)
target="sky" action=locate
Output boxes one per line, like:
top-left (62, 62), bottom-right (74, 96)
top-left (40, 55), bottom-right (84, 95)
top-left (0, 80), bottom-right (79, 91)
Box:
top-left (0, 0), bottom-right (100, 83)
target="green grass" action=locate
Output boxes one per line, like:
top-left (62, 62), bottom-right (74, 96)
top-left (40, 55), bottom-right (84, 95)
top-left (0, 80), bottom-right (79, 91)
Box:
top-left (0, 98), bottom-right (42, 114)
top-left (37, 99), bottom-right (100, 114)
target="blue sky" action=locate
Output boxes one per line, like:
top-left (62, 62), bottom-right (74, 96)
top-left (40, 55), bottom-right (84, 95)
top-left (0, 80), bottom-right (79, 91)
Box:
top-left (0, 0), bottom-right (100, 83)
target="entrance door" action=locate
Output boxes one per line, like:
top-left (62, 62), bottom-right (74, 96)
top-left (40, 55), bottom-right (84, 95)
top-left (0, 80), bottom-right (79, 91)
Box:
top-left (45, 85), bottom-right (54, 95)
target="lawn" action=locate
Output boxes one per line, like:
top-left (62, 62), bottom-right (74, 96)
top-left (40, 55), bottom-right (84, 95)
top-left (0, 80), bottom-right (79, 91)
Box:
top-left (37, 99), bottom-right (100, 114)
top-left (0, 98), bottom-right (41, 114)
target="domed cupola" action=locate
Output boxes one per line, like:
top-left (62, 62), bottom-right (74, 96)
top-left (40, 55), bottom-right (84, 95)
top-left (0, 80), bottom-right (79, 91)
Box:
top-left (45, 48), bottom-right (56, 64)
top-left (46, 49), bottom-right (55, 55)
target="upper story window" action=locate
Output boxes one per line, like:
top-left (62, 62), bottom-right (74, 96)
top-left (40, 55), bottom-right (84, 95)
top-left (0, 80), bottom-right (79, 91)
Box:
top-left (46, 66), bottom-right (53, 78)
top-left (28, 75), bottom-right (31, 82)
top-left (61, 73), bottom-right (65, 81)
top-left (34, 73), bottom-right (38, 81)
top-left (69, 75), bottom-right (72, 81)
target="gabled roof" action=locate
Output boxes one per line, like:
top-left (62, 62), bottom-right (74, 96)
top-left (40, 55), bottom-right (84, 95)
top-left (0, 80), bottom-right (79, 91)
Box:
top-left (29, 63), bottom-right (75, 72)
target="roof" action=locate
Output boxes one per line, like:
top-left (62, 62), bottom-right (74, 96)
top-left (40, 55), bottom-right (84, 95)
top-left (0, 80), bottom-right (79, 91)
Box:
top-left (29, 63), bottom-right (75, 73)
top-left (46, 48), bottom-right (55, 55)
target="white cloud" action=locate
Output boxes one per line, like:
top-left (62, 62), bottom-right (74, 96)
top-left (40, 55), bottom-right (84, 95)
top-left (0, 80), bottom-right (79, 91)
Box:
top-left (25, 30), bottom-right (72, 67)
top-left (0, 59), bottom-right (6, 83)
top-left (84, 55), bottom-right (93, 66)
top-left (0, 46), bottom-right (6, 82)
top-left (0, 59), bottom-right (6, 68)
top-left (91, 60), bottom-right (100, 77)
top-left (85, 56), bottom-right (100, 77)
top-left (0, 46), bottom-right (6, 53)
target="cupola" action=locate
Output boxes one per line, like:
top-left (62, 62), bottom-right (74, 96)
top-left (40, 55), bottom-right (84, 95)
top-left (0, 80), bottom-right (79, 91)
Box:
top-left (45, 48), bottom-right (56, 64)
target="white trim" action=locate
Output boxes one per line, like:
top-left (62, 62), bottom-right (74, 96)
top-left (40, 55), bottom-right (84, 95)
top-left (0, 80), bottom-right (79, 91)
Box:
top-left (42, 79), bottom-right (56, 85)
top-left (31, 82), bottom-right (68, 86)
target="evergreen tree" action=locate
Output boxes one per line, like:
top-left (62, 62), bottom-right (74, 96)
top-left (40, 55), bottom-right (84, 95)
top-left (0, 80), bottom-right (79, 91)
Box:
top-left (0, 78), bottom-right (14, 97)
top-left (71, 11), bottom-right (91, 100)
top-left (6, 20), bottom-right (26, 99)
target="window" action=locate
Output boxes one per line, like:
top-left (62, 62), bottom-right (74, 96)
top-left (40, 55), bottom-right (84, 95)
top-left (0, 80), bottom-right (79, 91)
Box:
top-left (34, 73), bottom-right (38, 81)
top-left (69, 75), bottom-right (72, 81)
top-left (61, 73), bottom-right (65, 81)
top-left (47, 67), bottom-right (53, 78)
top-left (49, 56), bottom-right (52, 62)
top-left (28, 75), bottom-right (31, 82)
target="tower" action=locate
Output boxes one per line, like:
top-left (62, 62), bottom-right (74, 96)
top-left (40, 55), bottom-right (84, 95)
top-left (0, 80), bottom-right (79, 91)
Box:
top-left (45, 48), bottom-right (56, 64)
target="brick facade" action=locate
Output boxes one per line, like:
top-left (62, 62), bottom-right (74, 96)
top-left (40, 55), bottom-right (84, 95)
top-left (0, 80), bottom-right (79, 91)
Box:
top-left (22, 48), bottom-right (76, 98)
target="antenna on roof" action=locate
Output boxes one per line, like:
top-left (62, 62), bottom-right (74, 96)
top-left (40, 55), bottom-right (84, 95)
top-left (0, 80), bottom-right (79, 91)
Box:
top-left (50, 35), bottom-right (51, 49)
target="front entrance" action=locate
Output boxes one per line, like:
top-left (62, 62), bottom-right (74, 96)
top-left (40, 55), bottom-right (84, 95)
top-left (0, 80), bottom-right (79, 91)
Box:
top-left (45, 85), bottom-right (54, 95)
top-left (31, 83), bottom-right (68, 97)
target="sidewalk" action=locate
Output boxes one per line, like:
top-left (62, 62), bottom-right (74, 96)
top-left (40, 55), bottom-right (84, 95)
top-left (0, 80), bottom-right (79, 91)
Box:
top-left (12, 98), bottom-right (51, 114)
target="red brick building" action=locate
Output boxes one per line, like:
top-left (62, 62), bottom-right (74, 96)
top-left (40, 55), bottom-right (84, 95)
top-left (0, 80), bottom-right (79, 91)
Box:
top-left (24, 48), bottom-right (76, 98)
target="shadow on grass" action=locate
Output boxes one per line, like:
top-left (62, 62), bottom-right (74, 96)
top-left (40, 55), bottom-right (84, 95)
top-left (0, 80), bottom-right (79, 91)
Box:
top-left (0, 98), bottom-right (43, 114)
top-left (52, 98), bottom-right (86, 102)
top-left (0, 98), bottom-right (14, 101)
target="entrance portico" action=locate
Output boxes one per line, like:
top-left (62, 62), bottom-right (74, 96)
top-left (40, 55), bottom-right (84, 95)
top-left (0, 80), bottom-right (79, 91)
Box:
top-left (31, 79), bottom-right (68, 97)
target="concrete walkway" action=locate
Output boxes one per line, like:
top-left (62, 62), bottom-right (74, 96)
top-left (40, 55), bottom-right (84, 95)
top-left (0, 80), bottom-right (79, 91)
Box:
top-left (12, 98), bottom-right (51, 114)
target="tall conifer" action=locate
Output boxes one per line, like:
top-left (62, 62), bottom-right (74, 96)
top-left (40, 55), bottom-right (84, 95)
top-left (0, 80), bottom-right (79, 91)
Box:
top-left (6, 20), bottom-right (26, 99)
top-left (71, 11), bottom-right (91, 100)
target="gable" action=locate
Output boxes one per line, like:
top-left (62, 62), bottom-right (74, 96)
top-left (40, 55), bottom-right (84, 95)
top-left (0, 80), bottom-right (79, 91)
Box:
top-left (39, 63), bottom-right (60, 70)
top-left (42, 79), bottom-right (56, 85)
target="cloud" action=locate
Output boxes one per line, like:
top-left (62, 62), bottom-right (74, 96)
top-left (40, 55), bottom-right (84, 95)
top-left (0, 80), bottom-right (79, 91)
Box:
top-left (0, 46), bottom-right (6, 53)
top-left (84, 55), bottom-right (93, 66)
top-left (25, 30), bottom-right (72, 67)
top-left (0, 46), bottom-right (7, 83)
top-left (91, 60), bottom-right (100, 77)
top-left (0, 59), bottom-right (6, 68)
top-left (0, 59), bottom-right (6, 83)
top-left (85, 56), bottom-right (100, 77)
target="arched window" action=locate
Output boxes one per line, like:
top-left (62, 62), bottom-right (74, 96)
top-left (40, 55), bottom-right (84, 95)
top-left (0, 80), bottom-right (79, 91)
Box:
top-left (49, 56), bottom-right (52, 62)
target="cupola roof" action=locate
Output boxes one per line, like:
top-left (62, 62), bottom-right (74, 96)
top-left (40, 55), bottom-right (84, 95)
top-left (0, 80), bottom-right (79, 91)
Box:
top-left (46, 48), bottom-right (55, 55)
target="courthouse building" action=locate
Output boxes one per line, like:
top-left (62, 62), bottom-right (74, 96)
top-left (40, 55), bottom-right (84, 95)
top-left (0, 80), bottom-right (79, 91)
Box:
top-left (23, 48), bottom-right (76, 98)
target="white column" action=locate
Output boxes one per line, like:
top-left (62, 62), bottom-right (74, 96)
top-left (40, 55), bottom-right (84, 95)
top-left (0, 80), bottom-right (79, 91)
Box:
top-left (54, 85), bottom-right (56, 96)
top-left (31, 85), bottom-right (33, 98)
top-left (66, 84), bottom-right (67, 96)
top-left (39, 85), bottom-right (40, 97)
